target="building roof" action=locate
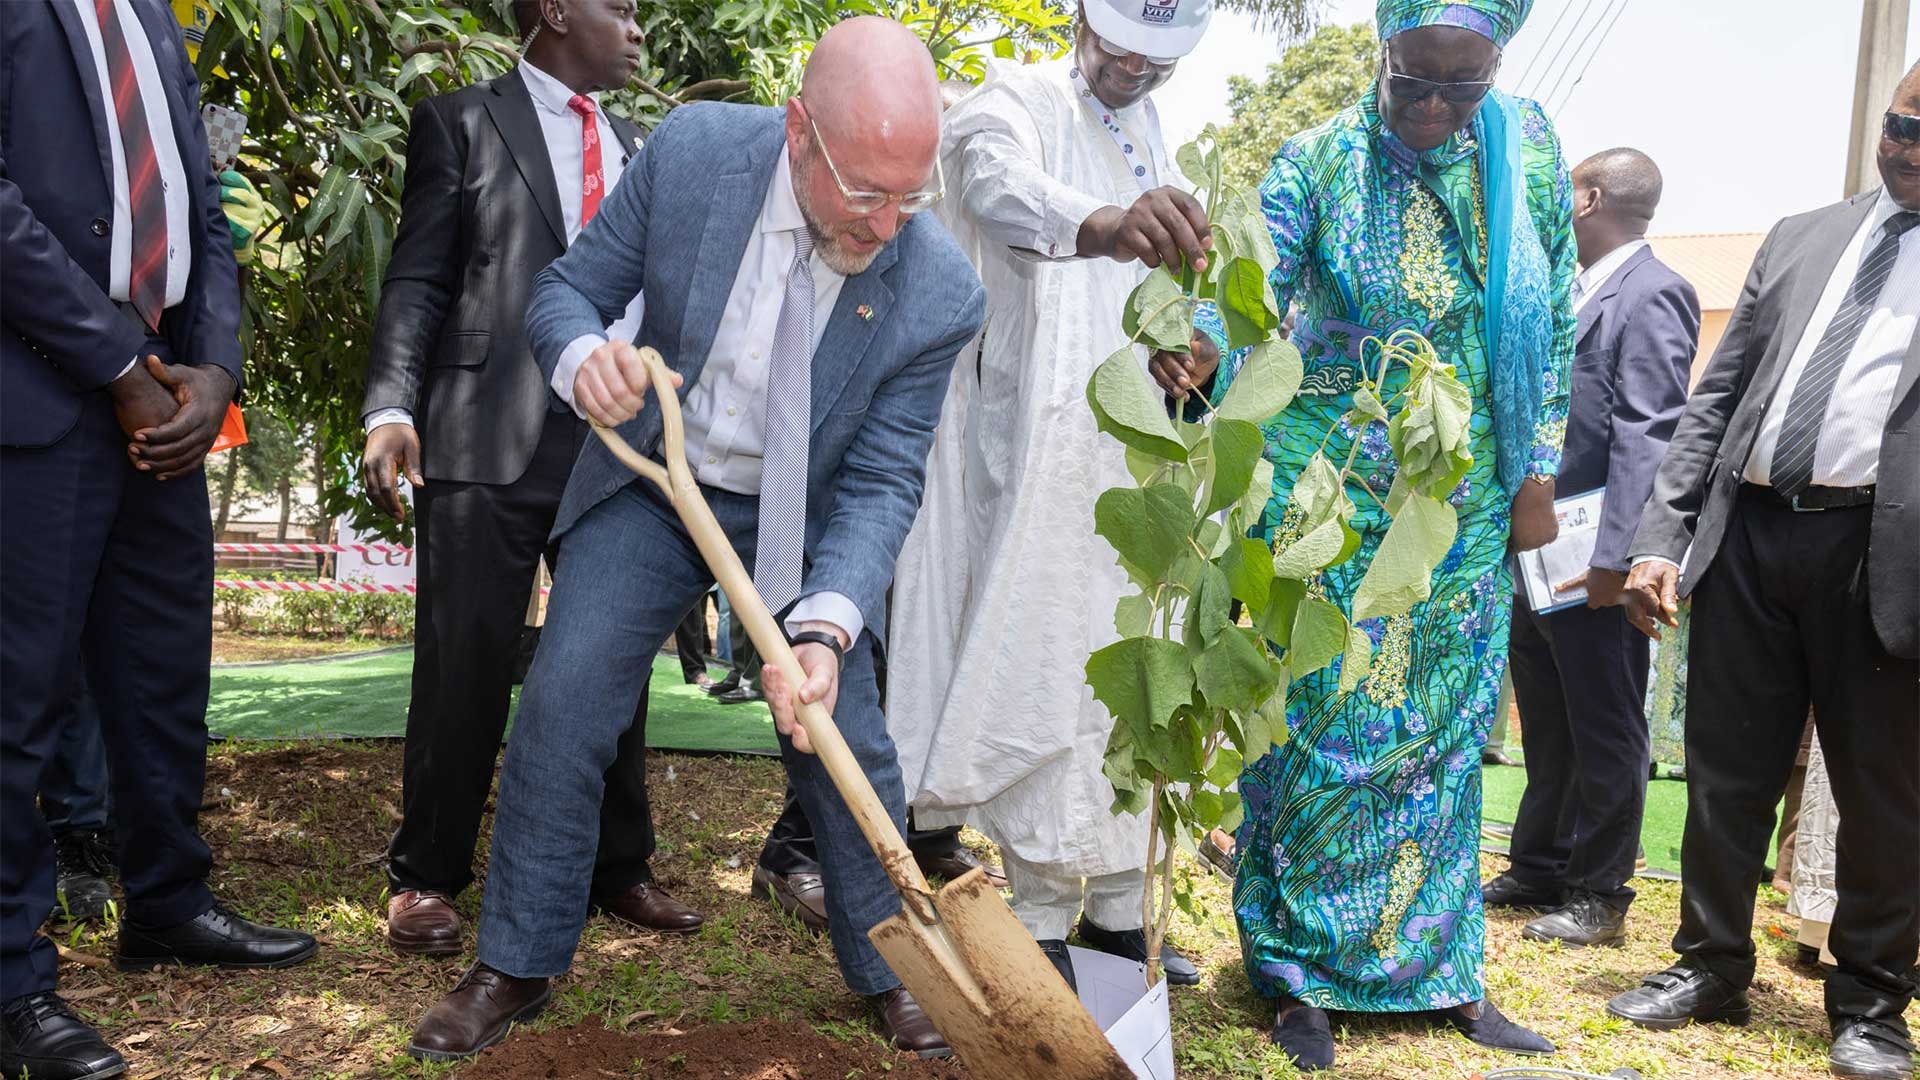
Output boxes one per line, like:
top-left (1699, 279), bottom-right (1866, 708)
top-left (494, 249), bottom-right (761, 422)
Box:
top-left (1647, 233), bottom-right (1766, 312)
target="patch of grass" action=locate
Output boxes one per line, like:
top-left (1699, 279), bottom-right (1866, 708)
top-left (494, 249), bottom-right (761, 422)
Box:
top-left (49, 742), bottom-right (1839, 1079)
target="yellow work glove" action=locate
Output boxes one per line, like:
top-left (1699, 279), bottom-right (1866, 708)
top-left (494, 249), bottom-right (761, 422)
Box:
top-left (218, 170), bottom-right (267, 264)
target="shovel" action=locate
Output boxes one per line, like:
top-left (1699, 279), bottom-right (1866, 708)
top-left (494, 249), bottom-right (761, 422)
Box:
top-left (592, 346), bottom-right (1134, 1079)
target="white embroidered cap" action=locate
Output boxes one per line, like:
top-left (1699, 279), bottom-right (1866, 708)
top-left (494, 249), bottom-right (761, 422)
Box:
top-left (1082, 0), bottom-right (1214, 62)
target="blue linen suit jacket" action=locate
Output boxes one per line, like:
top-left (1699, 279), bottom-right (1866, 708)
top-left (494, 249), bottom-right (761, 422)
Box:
top-left (525, 102), bottom-right (985, 646)
top-left (0, 0), bottom-right (243, 448)
top-left (1561, 246), bottom-right (1700, 573)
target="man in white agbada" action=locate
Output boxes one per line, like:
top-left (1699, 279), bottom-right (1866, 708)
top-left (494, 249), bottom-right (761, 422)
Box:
top-left (888, 0), bottom-right (1217, 992)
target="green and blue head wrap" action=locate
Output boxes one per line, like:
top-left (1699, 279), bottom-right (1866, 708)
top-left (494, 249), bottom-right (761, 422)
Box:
top-left (1375, 0), bottom-right (1534, 48)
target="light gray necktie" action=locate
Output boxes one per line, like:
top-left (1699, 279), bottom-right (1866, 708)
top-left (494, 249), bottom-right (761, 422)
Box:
top-left (754, 227), bottom-right (814, 615)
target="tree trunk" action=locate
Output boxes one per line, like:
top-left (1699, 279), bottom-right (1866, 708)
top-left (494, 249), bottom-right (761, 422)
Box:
top-left (275, 476), bottom-right (292, 542)
top-left (213, 455), bottom-right (239, 536)
top-left (311, 440), bottom-right (332, 576)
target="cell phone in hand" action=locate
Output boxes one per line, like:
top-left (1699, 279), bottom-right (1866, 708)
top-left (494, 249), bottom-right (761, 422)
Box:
top-left (202, 103), bottom-right (247, 172)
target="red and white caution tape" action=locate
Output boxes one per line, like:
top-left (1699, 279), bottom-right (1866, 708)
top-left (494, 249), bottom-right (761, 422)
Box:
top-left (214, 579), bottom-right (550, 596)
top-left (216, 579), bottom-right (415, 594)
top-left (215, 542), bottom-right (412, 556)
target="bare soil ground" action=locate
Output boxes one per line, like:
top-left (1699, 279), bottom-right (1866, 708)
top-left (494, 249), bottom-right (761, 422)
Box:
top-left (42, 741), bottom-right (1839, 1079)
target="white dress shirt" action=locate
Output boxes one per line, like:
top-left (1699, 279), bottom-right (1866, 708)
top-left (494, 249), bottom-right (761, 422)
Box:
top-left (72, 0), bottom-right (192, 378)
top-left (1573, 238), bottom-right (1648, 315)
top-left (1632, 190), bottom-right (1920, 573)
top-left (1745, 188), bottom-right (1920, 488)
top-left (551, 148), bottom-right (859, 640)
top-left (366, 62), bottom-right (642, 433)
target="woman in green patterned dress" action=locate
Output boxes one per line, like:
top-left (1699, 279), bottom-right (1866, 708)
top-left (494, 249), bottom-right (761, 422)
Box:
top-left (1179, 0), bottom-right (1576, 1069)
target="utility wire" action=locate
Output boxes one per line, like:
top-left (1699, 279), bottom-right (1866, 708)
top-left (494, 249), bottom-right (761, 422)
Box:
top-left (1512, 0), bottom-right (1579, 93)
top-left (1520, 0), bottom-right (1604, 100)
top-left (1542, 0), bottom-right (1630, 113)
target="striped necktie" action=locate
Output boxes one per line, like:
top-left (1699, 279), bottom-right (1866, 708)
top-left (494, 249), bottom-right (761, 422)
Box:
top-left (94, 0), bottom-right (169, 331)
top-left (1769, 210), bottom-right (1920, 496)
top-left (754, 228), bottom-right (814, 616)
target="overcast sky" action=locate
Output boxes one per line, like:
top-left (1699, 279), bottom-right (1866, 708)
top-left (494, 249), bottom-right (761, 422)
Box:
top-left (1151, 0), bottom-right (1916, 235)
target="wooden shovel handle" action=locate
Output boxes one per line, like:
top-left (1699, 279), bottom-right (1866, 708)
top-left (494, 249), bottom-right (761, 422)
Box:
top-left (590, 347), bottom-right (938, 915)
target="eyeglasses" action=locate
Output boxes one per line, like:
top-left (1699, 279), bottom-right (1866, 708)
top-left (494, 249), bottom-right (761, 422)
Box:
top-left (1381, 44), bottom-right (1498, 105)
top-left (1884, 111), bottom-right (1920, 145)
top-left (1087, 30), bottom-right (1179, 70)
top-left (801, 107), bottom-right (943, 216)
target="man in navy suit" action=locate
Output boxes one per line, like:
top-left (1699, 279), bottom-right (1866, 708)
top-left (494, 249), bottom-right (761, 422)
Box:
top-left (406, 17), bottom-right (984, 1062)
top-left (1482, 148), bottom-right (1700, 946)
top-left (1, 2), bottom-right (315, 1076)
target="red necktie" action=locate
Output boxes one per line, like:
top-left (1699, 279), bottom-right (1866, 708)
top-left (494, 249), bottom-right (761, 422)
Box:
top-left (567, 94), bottom-right (603, 228)
top-left (94, 0), bottom-right (169, 331)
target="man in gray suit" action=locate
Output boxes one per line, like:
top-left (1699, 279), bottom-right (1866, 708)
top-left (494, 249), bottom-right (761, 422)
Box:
top-left (1608, 70), bottom-right (1920, 1080)
top-left (406, 17), bottom-right (984, 1062)
top-left (1483, 149), bottom-right (1699, 947)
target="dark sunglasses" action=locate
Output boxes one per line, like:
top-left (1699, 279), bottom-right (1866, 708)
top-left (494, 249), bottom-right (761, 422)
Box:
top-left (1382, 44), bottom-right (1498, 105)
top-left (1884, 111), bottom-right (1920, 145)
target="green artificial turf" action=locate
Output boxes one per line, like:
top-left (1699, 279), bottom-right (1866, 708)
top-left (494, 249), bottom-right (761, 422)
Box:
top-left (207, 648), bottom-right (781, 756)
top-left (1482, 762), bottom-right (1690, 875)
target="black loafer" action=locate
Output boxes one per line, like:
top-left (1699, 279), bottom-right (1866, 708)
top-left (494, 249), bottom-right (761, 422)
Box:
top-left (117, 902), bottom-right (318, 971)
top-left (1076, 917), bottom-right (1200, 986)
top-left (1522, 890), bottom-right (1627, 948)
top-left (1481, 872), bottom-right (1566, 911)
top-left (1829, 1017), bottom-right (1915, 1079)
top-left (1606, 965), bottom-right (1750, 1030)
top-left (1036, 939), bottom-right (1077, 993)
top-left (1271, 1004), bottom-right (1335, 1071)
top-left (1440, 998), bottom-right (1554, 1056)
top-left (0, 991), bottom-right (127, 1080)
top-left (52, 831), bottom-right (116, 923)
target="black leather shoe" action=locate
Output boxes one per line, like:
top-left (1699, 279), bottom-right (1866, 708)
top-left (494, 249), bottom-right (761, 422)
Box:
top-left (1522, 890), bottom-right (1627, 948)
top-left (1271, 1004), bottom-right (1335, 1071)
top-left (1076, 917), bottom-right (1199, 986)
top-left (1439, 998), bottom-right (1554, 1056)
top-left (1481, 873), bottom-right (1566, 911)
top-left (0, 991), bottom-right (126, 1080)
top-left (1036, 939), bottom-right (1077, 993)
top-left (117, 903), bottom-right (318, 971)
top-left (53, 831), bottom-right (115, 922)
top-left (1606, 965), bottom-right (1750, 1030)
top-left (1829, 1017), bottom-right (1915, 1079)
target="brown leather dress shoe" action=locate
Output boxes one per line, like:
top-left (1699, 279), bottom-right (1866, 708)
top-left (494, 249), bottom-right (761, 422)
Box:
top-left (407, 964), bottom-right (550, 1061)
top-left (868, 987), bottom-right (951, 1058)
top-left (592, 881), bottom-right (704, 934)
top-left (915, 846), bottom-right (1009, 889)
top-left (388, 890), bottom-right (462, 956)
top-left (750, 865), bottom-right (829, 934)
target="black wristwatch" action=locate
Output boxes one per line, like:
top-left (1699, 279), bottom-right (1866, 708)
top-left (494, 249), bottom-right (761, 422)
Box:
top-left (787, 630), bottom-right (846, 668)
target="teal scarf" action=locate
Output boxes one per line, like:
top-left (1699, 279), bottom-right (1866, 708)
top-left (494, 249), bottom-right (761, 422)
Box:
top-left (1476, 89), bottom-right (1551, 496)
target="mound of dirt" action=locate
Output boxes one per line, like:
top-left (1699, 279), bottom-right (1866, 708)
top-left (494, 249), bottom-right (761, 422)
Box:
top-left (457, 1016), bottom-right (968, 1079)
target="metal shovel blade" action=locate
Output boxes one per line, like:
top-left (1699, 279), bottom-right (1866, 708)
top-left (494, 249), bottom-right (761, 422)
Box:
top-left (589, 347), bottom-right (1131, 1078)
top-left (870, 868), bottom-right (1134, 1079)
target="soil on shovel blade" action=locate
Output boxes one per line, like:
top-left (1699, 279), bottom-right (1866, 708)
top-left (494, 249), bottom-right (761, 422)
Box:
top-left (457, 1016), bottom-right (970, 1079)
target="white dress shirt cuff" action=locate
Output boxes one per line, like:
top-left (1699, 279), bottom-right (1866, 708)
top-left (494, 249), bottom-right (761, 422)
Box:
top-left (552, 334), bottom-right (606, 417)
top-left (115, 356), bottom-right (139, 382)
top-left (364, 408), bottom-right (414, 433)
top-left (785, 591), bottom-right (863, 647)
top-left (1629, 555), bottom-right (1681, 572)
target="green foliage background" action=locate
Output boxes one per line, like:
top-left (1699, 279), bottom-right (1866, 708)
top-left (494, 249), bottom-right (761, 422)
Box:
top-left (1216, 21), bottom-right (1377, 189)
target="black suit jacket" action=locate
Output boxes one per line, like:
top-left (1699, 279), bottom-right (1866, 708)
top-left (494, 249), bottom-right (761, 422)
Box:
top-left (0, 0), bottom-right (243, 448)
top-left (1632, 191), bottom-right (1920, 659)
top-left (360, 71), bottom-right (643, 485)
top-left (1563, 247), bottom-right (1700, 572)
